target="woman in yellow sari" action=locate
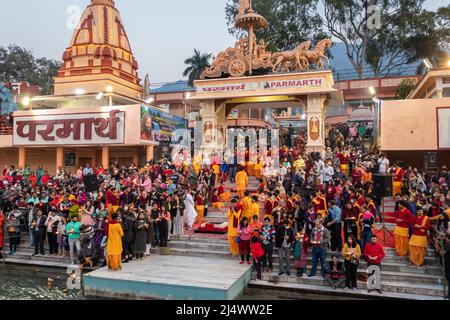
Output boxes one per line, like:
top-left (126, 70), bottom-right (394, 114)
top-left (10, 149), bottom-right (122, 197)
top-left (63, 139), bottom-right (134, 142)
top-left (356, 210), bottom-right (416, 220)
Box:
top-left (105, 213), bottom-right (124, 271)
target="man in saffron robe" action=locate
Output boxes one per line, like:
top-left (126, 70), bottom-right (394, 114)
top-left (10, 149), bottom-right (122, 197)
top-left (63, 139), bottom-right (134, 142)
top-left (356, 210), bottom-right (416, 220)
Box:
top-left (226, 199), bottom-right (241, 255)
top-left (105, 213), bottom-right (124, 271)
top-left (409, 206), bottom-right (430, 266)
top-left (241, 191), bottom-right (253, 221)
top-left (235, 166), bottom-right (248, 199)
top-left (392, 162), bottom-right (404, 197)
top-left (394, 201), bottom-right (412, 256)
top-left (196, 193), bottom-right (205, 224)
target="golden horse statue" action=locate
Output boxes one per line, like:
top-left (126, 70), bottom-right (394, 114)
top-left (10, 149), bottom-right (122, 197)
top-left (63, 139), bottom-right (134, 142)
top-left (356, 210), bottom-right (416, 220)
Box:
top-left (303, 38), bottom-right (332, 69)
top-left (271, 41), bottom-right (311, 72)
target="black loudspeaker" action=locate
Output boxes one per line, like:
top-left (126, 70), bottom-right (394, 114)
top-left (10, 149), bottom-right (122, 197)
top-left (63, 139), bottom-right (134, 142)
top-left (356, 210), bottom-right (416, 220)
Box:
top-left (83, 175), bottom-right (99, 193)
top-left (372, 174), bottom-right (393, 198)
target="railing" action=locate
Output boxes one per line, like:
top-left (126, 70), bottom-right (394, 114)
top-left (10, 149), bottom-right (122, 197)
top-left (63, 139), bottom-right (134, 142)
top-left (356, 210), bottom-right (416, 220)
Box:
top-left (430, 224), bottom-right (447, 299)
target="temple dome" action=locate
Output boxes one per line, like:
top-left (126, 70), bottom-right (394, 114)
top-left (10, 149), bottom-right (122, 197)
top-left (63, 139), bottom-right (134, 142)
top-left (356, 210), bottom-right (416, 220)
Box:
top-left (348, 105), bottom-right (373, 122)
top-left (54, 0), bottom-right (142, 100)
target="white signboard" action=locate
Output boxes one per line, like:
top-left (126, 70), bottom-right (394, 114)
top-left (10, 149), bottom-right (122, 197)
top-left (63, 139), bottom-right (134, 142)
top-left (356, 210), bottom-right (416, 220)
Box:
top-left (13, 110), bottom-right (125, 146)
top-left (438, 108), bottom-right (450, 149)
top-left (196, 78), bottom-right (325, 93)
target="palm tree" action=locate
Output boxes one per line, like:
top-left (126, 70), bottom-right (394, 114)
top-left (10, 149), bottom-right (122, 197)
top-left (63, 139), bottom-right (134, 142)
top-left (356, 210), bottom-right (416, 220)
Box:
top-left (183, 49), bottom-right (212, 86)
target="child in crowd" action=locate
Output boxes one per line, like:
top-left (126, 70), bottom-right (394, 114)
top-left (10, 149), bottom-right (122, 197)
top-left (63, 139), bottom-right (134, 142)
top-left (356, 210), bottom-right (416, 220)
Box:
top-left (250, 236), bottom-right (264, 280)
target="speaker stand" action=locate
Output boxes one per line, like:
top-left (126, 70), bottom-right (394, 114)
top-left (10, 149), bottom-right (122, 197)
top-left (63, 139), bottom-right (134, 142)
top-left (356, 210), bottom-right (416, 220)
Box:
top-left (376, 197), bottom-right (394, 246)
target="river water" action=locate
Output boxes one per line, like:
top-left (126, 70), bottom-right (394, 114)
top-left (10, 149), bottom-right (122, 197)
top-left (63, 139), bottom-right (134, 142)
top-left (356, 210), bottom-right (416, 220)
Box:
top-left (0, 264), bottom-right (85, 300)
top-left (0, 264), bottom-right (336, 300)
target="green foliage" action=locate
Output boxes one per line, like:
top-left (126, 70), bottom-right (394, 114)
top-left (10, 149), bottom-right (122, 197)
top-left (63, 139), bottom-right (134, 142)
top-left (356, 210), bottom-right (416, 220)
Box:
top-left (183, 49), bottom-right (212, 86)
top-left (225, 0), bottom-right (328, 52)
top-left (0, 44), bottom-right (61, 95)
top-left (396, 78), bottom-right (416, 99)
top-left (225, 0), bottom-right (450, 78)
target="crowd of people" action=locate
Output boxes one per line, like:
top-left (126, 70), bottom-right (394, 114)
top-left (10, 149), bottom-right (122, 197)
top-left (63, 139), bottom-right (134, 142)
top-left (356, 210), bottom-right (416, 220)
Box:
top-left (0, 125), bottom-right (449, 298)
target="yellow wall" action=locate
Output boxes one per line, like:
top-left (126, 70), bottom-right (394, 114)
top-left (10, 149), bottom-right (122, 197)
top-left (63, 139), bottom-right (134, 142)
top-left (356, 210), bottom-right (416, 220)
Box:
top-left (381, 97), bottom-right (450, 151)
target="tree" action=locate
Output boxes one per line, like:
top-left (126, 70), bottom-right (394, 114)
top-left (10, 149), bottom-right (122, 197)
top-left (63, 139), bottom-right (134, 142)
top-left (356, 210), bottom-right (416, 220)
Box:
top-left (0, 44), bottom-right (61, 95)
top-left (396, 79), bottom-right (416, 99)
top-left (183, 49), bottom-right (212, 86)
top-left (225, 0), bottom-right (450, 78)
top-left (225, 0), bottom-right (328, 52)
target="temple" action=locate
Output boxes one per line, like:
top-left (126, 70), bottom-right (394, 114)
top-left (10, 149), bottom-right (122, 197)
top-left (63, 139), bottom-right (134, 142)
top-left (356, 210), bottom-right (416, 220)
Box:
top-left (54, 0), bottom-right (141, 101)
top-left (0, 0), bottom-right (173, 172)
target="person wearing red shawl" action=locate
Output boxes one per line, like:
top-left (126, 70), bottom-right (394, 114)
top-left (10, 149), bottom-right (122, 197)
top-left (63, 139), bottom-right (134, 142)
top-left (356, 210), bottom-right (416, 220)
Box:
top-left (41, 172), bottom-right (51, 186)
top-left (394, 201), bottom-right (413, 256)
top-left (285, 192), bottom-right (295, 216)
top-left (29, 173), bottom-right (37, 187)
top-left (312, 190), bottom-right (327, 218)
top-left (366, 195), bottom-right (377, 221)
top-left (351, 166), bottom-right (363, 186)
top-left (343, 201), bottom-right (358, 240)
top-left (106, 186), bottom-right (119, 221)
top-left (325, 180), bottom-right (337, 202)
top-left (409, 206), bottom-right (430, 266)
top-left (356, 189), bottom-right (366, 207)
top-left (264, 193), bottom-right (273, 220)
top-left (337, 151), bottom-right (349, 177)
top-left (392, 162), bottom-right (404, 197)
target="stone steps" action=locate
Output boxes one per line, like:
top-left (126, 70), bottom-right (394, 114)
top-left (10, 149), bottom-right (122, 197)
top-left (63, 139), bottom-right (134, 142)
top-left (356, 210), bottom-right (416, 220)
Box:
top-left (157, 247), bottom-right (443, 276)
top-left (168, 239), bottom-right (436, 258)
top-left (260, 272), bottom-right (444, 292)
top-left (248, 280), bottom-right (445, 300)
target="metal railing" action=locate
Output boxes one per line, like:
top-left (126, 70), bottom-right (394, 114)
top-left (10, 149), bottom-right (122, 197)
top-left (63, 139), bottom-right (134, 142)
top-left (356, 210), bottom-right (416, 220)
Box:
top-left (430, 225), bottom-right (447, 299)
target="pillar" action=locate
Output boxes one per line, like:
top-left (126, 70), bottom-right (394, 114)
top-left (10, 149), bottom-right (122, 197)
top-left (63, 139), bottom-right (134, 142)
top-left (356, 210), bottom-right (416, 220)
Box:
top-left (305, 94), bottom-right (328, 155)
top-left (146, 145), bottom-right (154, 162)
top-left (199, 100), bottom-right (218, 158)
top-left (18, 147), bottom-right (26, 169)
top-left (132, 147), bottom-right (139, 165)
top-left (102, 146), bottom-right (109, 168)
top-left (56, 147), bottom-right (64, 169)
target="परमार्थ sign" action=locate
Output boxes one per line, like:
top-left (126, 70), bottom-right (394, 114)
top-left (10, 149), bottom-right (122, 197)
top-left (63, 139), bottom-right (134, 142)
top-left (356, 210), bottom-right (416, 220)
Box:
top-left (13, 110), bottom-right (125, 146)
top-left (196, 78), bottom-right (324, 93)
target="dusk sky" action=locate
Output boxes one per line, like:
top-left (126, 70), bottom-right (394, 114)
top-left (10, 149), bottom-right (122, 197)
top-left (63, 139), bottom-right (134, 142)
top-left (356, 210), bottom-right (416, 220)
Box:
top-left (0, 0), bottom-right (446, 84)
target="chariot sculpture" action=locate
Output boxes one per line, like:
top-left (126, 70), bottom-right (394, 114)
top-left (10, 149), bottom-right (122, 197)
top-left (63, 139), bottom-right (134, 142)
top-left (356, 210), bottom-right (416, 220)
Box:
top-left (200, 0), bottom-right (332, 79)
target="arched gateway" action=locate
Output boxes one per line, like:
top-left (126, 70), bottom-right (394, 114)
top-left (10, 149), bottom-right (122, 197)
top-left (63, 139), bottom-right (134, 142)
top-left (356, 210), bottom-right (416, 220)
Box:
top-left (187, 1), bottom-right (342, 159)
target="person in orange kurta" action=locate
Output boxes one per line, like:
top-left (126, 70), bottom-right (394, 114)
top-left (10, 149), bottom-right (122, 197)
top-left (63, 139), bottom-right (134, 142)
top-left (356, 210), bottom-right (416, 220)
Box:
top-left (392, 163), bottom-right (404, 197)
top-left (235, 166), bottom-right (248, 199)
top-left (394, 201), bottom-right (412, 256)
top-left (105, 213), bottom-right (124, 271)
top-left (409, 207), bottom-right (430, 266)
top-left (227, 199), bottom-right (241, 255)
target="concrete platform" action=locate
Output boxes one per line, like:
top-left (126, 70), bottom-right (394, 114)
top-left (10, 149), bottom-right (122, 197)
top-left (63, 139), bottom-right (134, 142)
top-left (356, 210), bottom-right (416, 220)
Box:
top-left (83, 255), bottom-right (252, 300)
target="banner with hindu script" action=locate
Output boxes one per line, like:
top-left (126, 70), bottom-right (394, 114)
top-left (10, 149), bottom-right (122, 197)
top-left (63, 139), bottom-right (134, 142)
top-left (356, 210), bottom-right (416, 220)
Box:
top-left (13, 110), bottom-right (125, 146)
top-left (437, 107), bottom-right (450, 149)
top-left (140, 105), bottom-right (188, 145)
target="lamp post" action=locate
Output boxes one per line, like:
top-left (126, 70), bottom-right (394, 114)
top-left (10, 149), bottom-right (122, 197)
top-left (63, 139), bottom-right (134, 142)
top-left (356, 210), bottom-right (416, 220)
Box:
top-left (23, 96), bottom-right (31, 111)
top-left (368, 87), bottom-right (380, 147)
